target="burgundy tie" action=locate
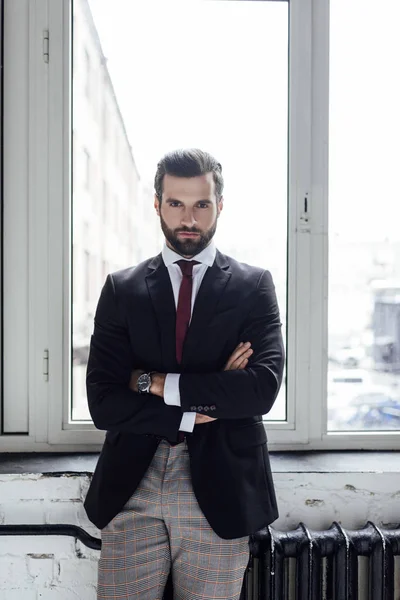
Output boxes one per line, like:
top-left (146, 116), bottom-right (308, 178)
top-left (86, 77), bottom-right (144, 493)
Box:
top-left (174, 260), bottom-right (199, 444)
top-left (175, 260), bottom-right (199, 364)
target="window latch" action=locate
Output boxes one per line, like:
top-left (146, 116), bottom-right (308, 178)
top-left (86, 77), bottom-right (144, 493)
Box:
top-left (299, 192), bottom-right (311, 231)
top-left (43, 349), bottom-right (49, 381)
top-left (43, 30), bottom-right (49, 63)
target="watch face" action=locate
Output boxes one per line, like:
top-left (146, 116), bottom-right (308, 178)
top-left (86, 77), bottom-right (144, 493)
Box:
top-left (138, 373), bottom-right (150, 392)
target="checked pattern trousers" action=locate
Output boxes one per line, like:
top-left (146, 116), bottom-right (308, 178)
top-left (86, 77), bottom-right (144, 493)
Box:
top-left (97, 439), bottom-right (250, 599)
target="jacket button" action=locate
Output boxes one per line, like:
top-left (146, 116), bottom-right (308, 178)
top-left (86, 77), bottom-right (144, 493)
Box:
top-left (203, 406), bottom-right (209, 412)
top-left (198, 406), bottom-right (203, 411)
top-left (210, 405), bottom-right (216, 410)
top-left (190, 406), bottom-right (196, 411)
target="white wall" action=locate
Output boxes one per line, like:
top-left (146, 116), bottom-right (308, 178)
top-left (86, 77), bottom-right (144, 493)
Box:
top-left (0, 474), bottom-right (98, 599)
top-left (1, 470), bottom-right (399, 598)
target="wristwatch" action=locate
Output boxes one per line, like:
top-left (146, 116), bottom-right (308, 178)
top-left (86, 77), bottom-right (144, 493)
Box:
top-left (137, 372), bottom-right (154, 394)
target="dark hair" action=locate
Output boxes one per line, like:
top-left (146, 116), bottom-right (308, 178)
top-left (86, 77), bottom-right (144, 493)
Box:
top-left (154, 148), bottom-right (224, 202)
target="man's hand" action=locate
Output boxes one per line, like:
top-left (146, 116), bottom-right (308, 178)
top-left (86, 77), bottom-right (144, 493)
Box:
top-left (224, 341), bottom-right (253, 371)
top-left (195, 341), bottom-right (253, 425)
top-left (195, 413), bottom-right (218, 424)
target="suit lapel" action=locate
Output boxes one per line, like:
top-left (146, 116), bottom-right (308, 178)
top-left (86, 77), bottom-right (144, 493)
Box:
top-left (145, 254), bottom-right (178, 371)
top-left (145, 250), bottom-right (231, 371)
top-left (182, 250), bottom-right (231, 366)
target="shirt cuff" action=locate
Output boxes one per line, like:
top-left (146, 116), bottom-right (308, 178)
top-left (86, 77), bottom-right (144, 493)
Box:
top-left (164, 374), bottom-right (181, 406)
top-left (179, 412), bottom-right (196, 432)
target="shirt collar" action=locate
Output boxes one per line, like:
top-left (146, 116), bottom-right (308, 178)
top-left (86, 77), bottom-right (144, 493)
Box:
top-left (162, 239), bottom-right (216, 268)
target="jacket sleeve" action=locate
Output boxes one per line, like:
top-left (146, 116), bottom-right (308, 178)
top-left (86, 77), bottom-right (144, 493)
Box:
top-left (86, 274), bottom-right (182, 435)
top-left (179, 270), bottom-right (285, 419)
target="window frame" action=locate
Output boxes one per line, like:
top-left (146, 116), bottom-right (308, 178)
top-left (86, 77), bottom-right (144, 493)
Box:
top-left (1, 0), bottom-right (400, 452)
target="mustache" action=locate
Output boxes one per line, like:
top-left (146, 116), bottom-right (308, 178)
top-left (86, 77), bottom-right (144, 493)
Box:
top-left (175, 228), bottom-right (202, 234)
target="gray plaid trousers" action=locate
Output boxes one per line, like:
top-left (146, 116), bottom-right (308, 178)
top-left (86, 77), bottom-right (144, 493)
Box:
top-left (97, 438), bottom-right (250, 599)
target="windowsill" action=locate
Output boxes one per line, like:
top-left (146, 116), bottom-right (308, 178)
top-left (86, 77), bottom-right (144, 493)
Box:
top-left (0, 450), bottom-right (399, 475)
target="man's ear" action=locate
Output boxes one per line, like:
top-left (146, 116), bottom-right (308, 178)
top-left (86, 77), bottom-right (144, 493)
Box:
top-left (154, 195), bottom-right (161, 216)
top-left (217, 196), bottom-right (224, 217)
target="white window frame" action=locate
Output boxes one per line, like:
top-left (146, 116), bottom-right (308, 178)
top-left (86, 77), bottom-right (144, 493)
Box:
top-left (1, 0), bottom-right (400, 452)
top-left (1, 0), bottom-right (54, 451)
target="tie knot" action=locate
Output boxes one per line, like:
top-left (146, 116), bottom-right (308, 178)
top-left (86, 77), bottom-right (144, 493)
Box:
top-left (176, 259), bottom-right (200, 277)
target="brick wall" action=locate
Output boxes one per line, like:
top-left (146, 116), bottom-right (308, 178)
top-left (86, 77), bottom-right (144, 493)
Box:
top-left (1, 470), bottom-right (400, 599)
top-left (0, 474), bottom-right (99, 599)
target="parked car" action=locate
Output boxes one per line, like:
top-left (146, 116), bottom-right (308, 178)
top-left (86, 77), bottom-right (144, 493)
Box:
top-left (330, 384), bottom-right (400, 430)
top-left (345, 390), bottom-right (400, 430)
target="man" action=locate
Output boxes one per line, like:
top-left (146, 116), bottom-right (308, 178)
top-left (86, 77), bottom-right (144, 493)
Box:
top-left (85, 148), bottom-right (285, 600)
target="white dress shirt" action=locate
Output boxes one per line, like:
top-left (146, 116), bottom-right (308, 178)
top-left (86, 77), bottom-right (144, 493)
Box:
top-left (162, 240), bottom-right (217, 432)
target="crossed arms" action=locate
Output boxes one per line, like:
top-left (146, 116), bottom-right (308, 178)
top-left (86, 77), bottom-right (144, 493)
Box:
top-left (86, 270), bottom-right (285, 435)
top-left (129, 341), bottom-right (255, 425)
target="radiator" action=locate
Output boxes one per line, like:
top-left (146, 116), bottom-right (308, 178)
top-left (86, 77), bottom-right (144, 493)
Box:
top-left (243, 521), bottom-right (400, 600)
top-left (1, 521), bottom-right (400, 599)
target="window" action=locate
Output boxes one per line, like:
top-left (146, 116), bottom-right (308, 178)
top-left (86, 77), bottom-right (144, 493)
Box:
top-left (70, 0), bottom-right (289, 431)
top-left (2, 0), bottom-right (398, 451)
top-left (327, 0), bottom-right (400, 439)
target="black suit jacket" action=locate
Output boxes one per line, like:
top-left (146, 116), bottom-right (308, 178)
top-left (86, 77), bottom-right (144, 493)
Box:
top-left (84, 250), bottom-right (285, 539)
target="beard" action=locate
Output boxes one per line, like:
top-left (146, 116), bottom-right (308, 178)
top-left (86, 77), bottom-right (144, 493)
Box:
top-left (160, 214), bottom-right (218, 257)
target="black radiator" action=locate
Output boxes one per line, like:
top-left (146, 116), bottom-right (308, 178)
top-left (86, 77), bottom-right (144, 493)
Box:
top-left (246, 521), bottom-right (400, 600)
top-left (1, 521), bottom-right (400, 599)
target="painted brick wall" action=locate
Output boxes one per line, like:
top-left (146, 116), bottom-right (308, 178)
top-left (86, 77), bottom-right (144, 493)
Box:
top-left (0, 474), bottom-right (98, 599)
top-left (1, 471), bottom-right (399, 599)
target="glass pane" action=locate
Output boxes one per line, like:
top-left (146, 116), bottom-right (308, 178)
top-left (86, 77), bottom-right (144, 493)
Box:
top-left (71, 0), bottom-right (288, 422)
top-left (328, 0), bottom-right (400, 431)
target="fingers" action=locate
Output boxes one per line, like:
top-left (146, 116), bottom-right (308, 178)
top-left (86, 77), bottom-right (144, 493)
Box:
top-left (237, 357), bottom-right (249, 369)
top-left (224, 342), bottom-right (253, 371)
top-left (224, 341), bottom-right (252, 370)
top-left (195, 414), bottom-right (218, 425)
top-left (197, 415), bottom-right (216, 423)
top-left (225, 342), bottom-right (246, 369)
top-left (232, 350), bottom-right (252, 369)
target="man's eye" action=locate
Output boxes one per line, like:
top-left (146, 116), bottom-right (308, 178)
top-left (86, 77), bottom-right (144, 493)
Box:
top-left (198, 203), bottom-right (209, 209)
top-left (170, 202), bottom-right (181, 207)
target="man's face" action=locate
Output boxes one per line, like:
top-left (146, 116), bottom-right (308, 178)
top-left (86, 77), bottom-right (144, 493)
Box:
top-left (154, 173), bottom-right (223, 258)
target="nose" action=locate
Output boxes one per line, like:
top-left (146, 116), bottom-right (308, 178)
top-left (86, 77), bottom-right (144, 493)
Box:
top-left (181, 207), bottom-right (197, 228)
